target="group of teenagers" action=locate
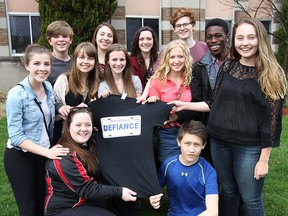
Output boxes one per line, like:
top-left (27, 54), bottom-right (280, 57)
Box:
top-left (4, 6), bottom-right (287, 216)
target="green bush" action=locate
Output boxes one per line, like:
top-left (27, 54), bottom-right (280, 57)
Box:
top-left (36, 0), bottom-right (118, 50)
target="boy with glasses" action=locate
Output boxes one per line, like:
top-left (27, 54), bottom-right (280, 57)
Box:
top-left (154, 7), bottom-right (208, 69)
top-left (170, 7), bottom-right (208, 63)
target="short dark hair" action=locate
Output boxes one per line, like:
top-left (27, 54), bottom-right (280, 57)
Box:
top-left (177, 120), bottom-right (207, 144)
top-left (205, 18), bottom-right (229, 34)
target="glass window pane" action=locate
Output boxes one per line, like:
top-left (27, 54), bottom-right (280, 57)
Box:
top-left (143, 18), bottom-right (159, 42)
top-left (126, 18), bottom-right (142, 51)
top-left (9, 16), bottom-right (30, 54)
top-left (31, 16), bottom-right (41, 43)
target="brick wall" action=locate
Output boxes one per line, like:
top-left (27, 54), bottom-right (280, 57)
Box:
top-left (0, 29), bottom-right (8, 46)
top-left (111, 5), bottom-right (125, 46)
top-left (0, 2), bottom-right (8, 47)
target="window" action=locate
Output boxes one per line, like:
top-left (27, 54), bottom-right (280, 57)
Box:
top-left (126, 17), bottom-right (159, 52)
top-left (8, 14), bottom-right (40, 55)
top-left (260, 20), bottom-right (271, 37)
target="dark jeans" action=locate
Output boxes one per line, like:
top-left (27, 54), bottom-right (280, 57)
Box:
top-left (210, 136), bottom-right (265, 216)
top-left (158, 127), bottom-right (180, 163)
top-left (4, 148), bottom-right (47, 216)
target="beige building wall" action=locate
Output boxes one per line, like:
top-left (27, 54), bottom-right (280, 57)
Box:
top-left (7, 0), bottom-right (38, 12)
top-left (1, 0), bottom-right (280, 57)
top-left (205, 0), bottom-right (233, 20)
top-left (0, 0), bottom-right (8, 56)
top-left (126, 0), bottom-right (160, 15)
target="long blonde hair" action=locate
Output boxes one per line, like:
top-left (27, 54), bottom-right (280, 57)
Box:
top-left (231, 18), bottom-right (286, 100)
top-left (153, 40), bottom-right (192, 87)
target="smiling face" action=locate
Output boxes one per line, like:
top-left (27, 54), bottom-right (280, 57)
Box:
top-left (138, 30), bottom-right (154, 54)
top-left (48, 34), bottom-right (72, 54)
top-left (76, 48), bottom-right (95, 73)
top-left (25, 53), bottom-right (51, 84)
top-left (173, 16), bottom-right (194, 40)
top-left (107, 50), bottom-right (126, 75)
top-left (205, 26), bottom-right (229, 57)
top-left (95, 26), bottom-right (114, 51)
top-left (168, 46), bottom-right (185, 73)
top-left (178, 133), bottom-right (205, 166)
top-left (234, 23), bottom-right (258, 65)
top-left (69, 112), bottom-right (93, 145)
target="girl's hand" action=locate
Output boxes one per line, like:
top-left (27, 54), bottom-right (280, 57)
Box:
top-left (58, 105), bottom-right (72, 117)
top-left (167, 101), bottom-right (186, 113)
top-left (146, 96), bottom-right (159, 103)
top-left (149, 193), bottom-right (163, 209)
top-left (46, 144), bottom-right (70, 160)
top-left (121, 187), bottom-right (137, 201)
top-left (76, 103), bottom-right (88, 108)
top-left (254, 160), bottom-right (269, 180)
top-left (136, 94), bottom-right (147, 104)
top-left (99, 90), bottom-right (111, 98)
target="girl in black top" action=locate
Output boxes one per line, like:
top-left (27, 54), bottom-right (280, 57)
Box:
top-left (53, 42), bottom-right (100, 144)
top-left (45, 107), bottom-right (136, 216)
top-left (169, 18), bottom-right (286, 216)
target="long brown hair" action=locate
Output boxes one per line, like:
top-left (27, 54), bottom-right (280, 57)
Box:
top-left (104, 44), bottom-right (137, 98)
top-left (59, 108), bottom-right (98, 175)
top-left (91, 23), bottom-right (118, 49)
top-left (67, 42), bottom-right (100, 99)
top-left (230, 18), bottom-right (286, 100)
top-left (130, 26), bottom-right (158, 79)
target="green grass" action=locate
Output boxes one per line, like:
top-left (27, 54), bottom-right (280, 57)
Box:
top-left (1, 116), bottom-right (288, 215)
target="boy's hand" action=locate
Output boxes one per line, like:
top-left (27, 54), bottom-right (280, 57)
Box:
top-left (149, 193), bottom-right (163, 209)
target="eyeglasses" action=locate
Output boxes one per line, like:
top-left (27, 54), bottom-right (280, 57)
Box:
top-left (175, 22), bottom-right (192, 29)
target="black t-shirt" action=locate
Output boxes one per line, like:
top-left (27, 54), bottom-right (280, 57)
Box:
top-left (88, 95), bottom-right (172, 198)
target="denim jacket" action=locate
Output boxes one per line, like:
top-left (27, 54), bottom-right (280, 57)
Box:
top-left (197, 51), bottom-right (217, 89)
top-left (6, 76), bottom-right (55, 150)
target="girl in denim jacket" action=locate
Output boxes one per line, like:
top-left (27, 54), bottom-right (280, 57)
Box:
top-left (4, 44), bottom-right (69, 216)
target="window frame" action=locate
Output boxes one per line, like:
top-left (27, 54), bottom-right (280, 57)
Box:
top-left (125, 15), bottom-right (161, 52)
top-left (7, 12), bottom-right (40, 56)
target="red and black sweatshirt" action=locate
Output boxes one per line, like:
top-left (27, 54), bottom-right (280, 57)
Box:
top-left (44, 150), bottom-right (122, 216)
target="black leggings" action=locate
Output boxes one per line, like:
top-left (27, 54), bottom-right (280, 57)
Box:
top-left (4, 148), bottom-right (47, 216)
top-left (55, 206), bottom-right (115, 216)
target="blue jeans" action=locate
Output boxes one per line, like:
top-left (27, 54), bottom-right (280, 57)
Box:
top-left (210, 136), bottom-right (265, 216)
top-left (158, 127), bottom-right (180, 163)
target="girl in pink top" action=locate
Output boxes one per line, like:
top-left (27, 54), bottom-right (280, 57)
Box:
top-left (148, 40), bottom-right (192, 162)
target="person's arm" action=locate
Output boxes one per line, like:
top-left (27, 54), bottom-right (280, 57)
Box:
top-left (149, 162), bottom-right (166, 209)
top-left (54, 74), bottom-right (71, 120)
top-left (254, 147), bottom-right (271, 180)
top-left (53, 74), bottom-right (67, 112)
top-left (168, 101), bottom-right (210, 113)
top-left (19, 140), bottom-right (69, 159)
top-left (198, 194), bottom-right (219, 216)
top-left (132, 75), bottom-right (143, 97)
top-left (97, 81), bottom-right (110, 98)
top-left (136, 78), bottom-right (151, 103)
top-left (52, 151), bottom-right (137, 201)
top-left (177, 64), bottom-right (208, 123)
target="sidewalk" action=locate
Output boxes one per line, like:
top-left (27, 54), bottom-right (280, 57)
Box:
top-left (0, 61), bottom-right (27, 90)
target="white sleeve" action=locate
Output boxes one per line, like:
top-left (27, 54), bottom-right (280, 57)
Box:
top-left (53, 74), bottom-right (68, 111)
top-left (132, 75), bottom-right (143, 94)
top-left (97, 81), bottom-right (110, 98)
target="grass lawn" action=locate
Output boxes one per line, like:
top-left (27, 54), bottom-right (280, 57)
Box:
top-left (1, 116), bottom-right (288, 215)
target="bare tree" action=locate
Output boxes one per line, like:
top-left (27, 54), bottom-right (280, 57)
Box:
top-left (218, 0), bottom-right (288, 73)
